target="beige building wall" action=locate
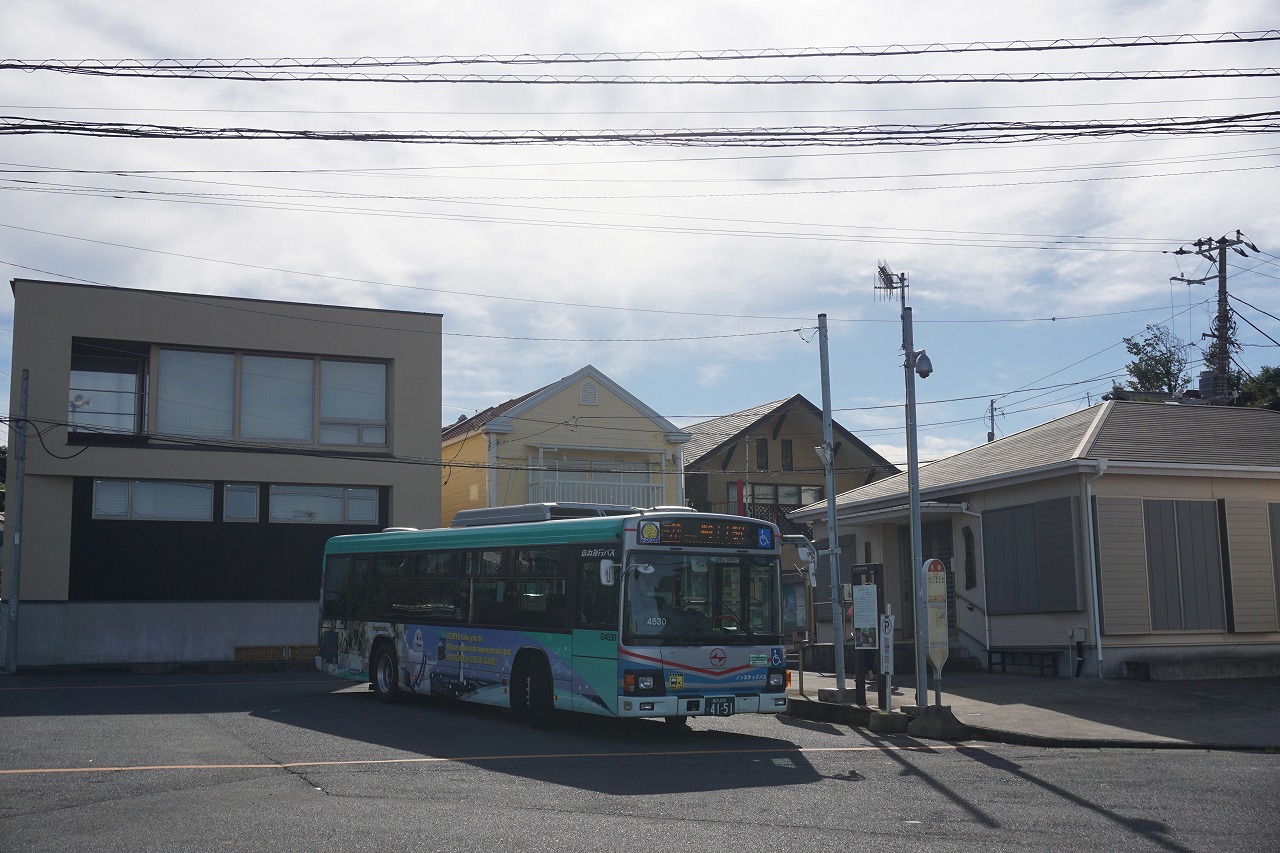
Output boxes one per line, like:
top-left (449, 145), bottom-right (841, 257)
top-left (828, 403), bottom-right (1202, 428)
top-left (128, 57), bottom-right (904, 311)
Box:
top-left (2, 279), bottom-right (443, 665)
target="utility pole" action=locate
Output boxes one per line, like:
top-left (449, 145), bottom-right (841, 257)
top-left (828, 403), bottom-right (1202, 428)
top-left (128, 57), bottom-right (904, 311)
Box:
top-left (986, 400), bottom-right (996, 442)
top-left (815, 314), bottom-right (847, 697)
top-left (5, 370), bottom-right (29, 674)
top-left (1171, 230), bottom-right (1257, 399)
top-left (877, 262), bottom-right (933, 712)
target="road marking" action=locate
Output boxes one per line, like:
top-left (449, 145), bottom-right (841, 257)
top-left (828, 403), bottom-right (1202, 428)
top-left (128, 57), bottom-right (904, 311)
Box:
top-left (0, 679), bottom-right (341, 692)
top-left (0, 744), bottom-right (963, 776)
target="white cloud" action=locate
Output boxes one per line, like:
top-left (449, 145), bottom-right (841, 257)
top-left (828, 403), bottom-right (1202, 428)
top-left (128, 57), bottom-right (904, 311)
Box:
top-left (2, 0), bottom-right (1277, 460)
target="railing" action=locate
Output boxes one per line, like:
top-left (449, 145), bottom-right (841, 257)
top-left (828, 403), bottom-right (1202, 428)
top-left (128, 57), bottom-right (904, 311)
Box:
top-left (704, 501), bottom-right (814, 537)
top-left (532, 481), bottom-right (665, 508)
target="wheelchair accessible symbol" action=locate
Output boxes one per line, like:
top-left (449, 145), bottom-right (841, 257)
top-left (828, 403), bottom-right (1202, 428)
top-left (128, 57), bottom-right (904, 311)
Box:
top-left (757, 528), bottom-right (773, 548)
top-left (770, 648), bottom-right (784, 666)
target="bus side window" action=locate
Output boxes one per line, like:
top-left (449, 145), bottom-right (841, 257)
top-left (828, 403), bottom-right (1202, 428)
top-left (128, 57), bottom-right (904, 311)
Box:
top-left (322, 555), bottom-right (352, 619)
top-left (577, 559), bottom-right (618, 629)
top-left (347, 556), bottom-right (371, 621)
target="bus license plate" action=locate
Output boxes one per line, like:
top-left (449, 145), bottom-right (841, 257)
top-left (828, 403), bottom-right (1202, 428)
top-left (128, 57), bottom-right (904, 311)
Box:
top-left (706, 697), bottom-right (734, 717)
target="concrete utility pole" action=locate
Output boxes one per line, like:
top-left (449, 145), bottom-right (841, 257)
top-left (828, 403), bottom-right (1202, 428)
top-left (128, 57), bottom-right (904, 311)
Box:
top-left (877, 263), bottom-right (932, 712)
top-left (1172, 230), bottom-right (1257, 398)
top-left (815, 314), bottom-right (847, 697)
top-left (5, 370), bottom-right (29, 674)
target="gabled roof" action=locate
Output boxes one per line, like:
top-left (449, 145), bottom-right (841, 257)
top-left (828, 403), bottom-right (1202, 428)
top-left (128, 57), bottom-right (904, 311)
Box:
top-left (442, 364), bottom-right (689, 445)
top-left (682, 393), bottom-right (897, 474)
top-left (792, 400), bottom-right (1280, 518)
top-left (443, 384), bottom-right (547, 443)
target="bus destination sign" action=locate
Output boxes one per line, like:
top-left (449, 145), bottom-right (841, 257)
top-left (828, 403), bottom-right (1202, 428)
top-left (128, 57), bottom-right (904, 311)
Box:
top-left (638, 518), bottom-right (775, 550)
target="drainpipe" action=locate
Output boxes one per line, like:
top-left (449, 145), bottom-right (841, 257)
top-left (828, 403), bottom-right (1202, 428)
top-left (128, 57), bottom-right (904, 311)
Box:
top-left (676, 447), bottom-right (686, 507)
top-left (959, 503), bottom-right (989, 655)
top-left (487, 434), bottom-right (498, 508)
top-left (1084, 459), bottom-right (1108, 678)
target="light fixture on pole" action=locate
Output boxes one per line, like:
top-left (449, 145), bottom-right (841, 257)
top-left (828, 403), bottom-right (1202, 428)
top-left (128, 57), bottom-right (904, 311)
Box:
top-left (877, 261), bottom-right (932, 711)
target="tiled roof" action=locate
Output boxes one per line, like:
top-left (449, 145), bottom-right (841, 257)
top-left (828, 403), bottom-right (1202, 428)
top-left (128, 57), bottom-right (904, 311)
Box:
top-left (682, 393), bottom-right (898, 476)
top-left (796, 400), bottom-right (1280, 515)
top-left (682, 398), bottom-right (792, 464)
top-left (442, 384), bottom-right (548, 442)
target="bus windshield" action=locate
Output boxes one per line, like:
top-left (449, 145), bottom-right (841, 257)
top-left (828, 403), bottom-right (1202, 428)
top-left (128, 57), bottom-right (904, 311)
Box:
top-left (623, 552), bottom-right (780, 645)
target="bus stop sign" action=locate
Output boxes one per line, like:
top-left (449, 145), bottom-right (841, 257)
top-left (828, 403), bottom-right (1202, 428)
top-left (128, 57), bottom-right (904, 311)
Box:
top-left (925, 558), bottom-right (949, 674)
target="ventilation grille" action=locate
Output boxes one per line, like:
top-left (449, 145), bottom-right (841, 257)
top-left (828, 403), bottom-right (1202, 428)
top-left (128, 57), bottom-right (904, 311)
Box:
top-left (580, 381), bottom-right (598, 405)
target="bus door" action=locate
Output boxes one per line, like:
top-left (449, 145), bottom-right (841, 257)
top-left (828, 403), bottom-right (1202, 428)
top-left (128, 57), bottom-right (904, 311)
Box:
top-left (570, 547), bottom-right (620, 714)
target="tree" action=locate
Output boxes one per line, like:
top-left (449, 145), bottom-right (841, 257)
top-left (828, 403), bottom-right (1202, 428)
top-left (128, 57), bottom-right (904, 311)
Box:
top-left (1122, 324), bottom-right (1190, 395)
top-left (1241, 365), bottom-right (1280, 410)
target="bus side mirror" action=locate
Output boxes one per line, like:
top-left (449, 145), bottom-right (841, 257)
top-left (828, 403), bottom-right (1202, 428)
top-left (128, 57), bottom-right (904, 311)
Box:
top-left (599, 559), bottom-right (616, 586)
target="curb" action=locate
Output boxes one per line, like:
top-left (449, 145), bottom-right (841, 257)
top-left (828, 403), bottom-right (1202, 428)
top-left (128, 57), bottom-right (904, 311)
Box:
top-left (786, 697), bottom-right (1277, 752)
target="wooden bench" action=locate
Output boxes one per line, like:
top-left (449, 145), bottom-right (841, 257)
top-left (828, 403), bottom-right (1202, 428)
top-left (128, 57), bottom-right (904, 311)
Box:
top-left (986, 647), bottom-right (1061, 676)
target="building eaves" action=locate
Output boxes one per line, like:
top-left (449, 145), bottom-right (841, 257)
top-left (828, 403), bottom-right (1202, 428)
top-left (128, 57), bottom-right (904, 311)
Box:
top-left (442, 385), bottom-right (548, 443)
top-left (442, 364), bottom-right (691, 446)
top-left (791, 400), bottom-right (1280, 520)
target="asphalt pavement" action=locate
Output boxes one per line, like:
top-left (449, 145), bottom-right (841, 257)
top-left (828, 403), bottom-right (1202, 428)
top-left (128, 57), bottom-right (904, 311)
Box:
top-left (787, 666), bottom-right (1280, 750)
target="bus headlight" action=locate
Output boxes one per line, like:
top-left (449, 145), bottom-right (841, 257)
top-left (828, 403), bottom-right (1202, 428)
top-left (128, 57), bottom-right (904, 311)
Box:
top-left (765, 668), bottom-right (788, 691)
top-left (624, 670), bottom-right (663, 695)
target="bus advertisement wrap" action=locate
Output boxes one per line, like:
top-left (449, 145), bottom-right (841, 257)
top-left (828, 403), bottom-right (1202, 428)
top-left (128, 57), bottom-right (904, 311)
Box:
top-left (317, 508), bottom-right (792, 727)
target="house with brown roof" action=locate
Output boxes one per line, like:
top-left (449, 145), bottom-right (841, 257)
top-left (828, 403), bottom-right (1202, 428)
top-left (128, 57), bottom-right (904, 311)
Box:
top-left (681, 394), bottom-right (898, 535)
top-left (790, 400), bottom-right (1280, 677)
top-left (440, 365), bottom-right (689, 524)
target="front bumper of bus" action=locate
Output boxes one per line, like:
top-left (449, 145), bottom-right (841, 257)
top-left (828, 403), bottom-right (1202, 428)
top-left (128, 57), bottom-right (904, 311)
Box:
top-left (617, 693), bottom-right (789, 718)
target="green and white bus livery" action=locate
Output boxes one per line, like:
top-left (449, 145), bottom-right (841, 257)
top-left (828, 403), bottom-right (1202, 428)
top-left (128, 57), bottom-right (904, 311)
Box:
top-left (316, 508), bottom-right (790, 727)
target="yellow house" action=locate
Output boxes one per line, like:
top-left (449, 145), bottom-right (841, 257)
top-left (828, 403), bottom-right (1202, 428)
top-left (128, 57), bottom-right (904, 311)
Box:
top-left (441, 365), bottom-right (690, 524)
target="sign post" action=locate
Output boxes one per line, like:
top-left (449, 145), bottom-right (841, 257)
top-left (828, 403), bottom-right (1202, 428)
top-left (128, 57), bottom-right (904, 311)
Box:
top-left (925, 558), bottom-right (949, 706)
top-left (879, 608), bottom-right (894, 712)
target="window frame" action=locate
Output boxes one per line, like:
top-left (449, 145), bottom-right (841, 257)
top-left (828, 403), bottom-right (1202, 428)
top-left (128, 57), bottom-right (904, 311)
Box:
top-left (92, 479), bottom-right (215, 522)
top-left (152, 347), bottom-right (389, 449)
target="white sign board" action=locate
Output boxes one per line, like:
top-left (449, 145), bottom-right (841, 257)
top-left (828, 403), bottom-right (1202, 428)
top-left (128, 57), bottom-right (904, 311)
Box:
top-left (851, 584), bottom-right (878, 649)
top-left (925, 558), bottom-right (949, 674)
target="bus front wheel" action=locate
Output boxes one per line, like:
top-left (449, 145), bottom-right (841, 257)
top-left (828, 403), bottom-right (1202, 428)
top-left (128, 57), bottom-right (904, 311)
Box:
top-left (527, 657), bottom-right (556, 729)
top-left (371, 645), bottom-right (402, 703)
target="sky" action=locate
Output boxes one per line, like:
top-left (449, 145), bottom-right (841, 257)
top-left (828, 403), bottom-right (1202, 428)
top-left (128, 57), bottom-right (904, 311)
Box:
top-left (1, 1), bottom-right (1278, 470)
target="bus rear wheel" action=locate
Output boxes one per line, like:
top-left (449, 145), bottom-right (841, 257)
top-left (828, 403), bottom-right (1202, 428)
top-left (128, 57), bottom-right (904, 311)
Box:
top-left (371, 644), bottom-right (402, 703)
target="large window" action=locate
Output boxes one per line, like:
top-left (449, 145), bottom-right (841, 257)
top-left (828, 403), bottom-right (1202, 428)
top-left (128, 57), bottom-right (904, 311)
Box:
top-left (93, 480), bottom-right (214, 521)
top-left (242, 355), bottom-right (313, 441)
top-left (730, 484), bottom-right (823, 506)
top-left (155, 348), bottom-right (388, 447)
top-left (320, 360), bottom-right (388, 445)
top-left (269, 484), bottom-right (378, 524)
top-left (157, 350), bottom-right (234, 438)
top-left (68, 342), bottom-right (147, 435)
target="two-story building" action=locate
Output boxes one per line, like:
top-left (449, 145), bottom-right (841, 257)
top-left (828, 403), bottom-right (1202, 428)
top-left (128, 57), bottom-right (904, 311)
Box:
top-left (440, 365), bottom-right (689, 524)
top-left (681, 394), bottom-right (899, 639)
top-left (1, 279), bottom-right (442, 668)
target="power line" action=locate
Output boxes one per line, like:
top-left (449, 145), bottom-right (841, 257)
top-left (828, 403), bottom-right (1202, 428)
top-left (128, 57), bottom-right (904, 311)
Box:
top-left (6, 32), bottom-right (1275, 75)
top-left (3, 112), bottom-right (1278, 146)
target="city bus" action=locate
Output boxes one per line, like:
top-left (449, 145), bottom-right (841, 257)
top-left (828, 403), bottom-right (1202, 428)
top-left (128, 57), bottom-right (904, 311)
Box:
top-left (316, 507), bottom-right (791, 727)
